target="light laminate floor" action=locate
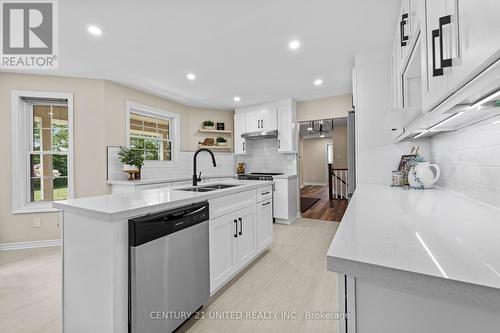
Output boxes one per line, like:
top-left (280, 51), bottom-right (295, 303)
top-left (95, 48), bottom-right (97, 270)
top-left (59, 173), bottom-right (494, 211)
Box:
top-left (0, 218), bottom-right (339, 333)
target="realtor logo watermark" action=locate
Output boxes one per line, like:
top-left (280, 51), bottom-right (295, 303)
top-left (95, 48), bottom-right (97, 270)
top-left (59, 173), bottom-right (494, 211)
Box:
top-left (1, 0), bottom-right (58, 69)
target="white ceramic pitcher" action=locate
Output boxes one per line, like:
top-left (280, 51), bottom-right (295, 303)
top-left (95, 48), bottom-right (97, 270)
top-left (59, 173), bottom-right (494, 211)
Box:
top-left (408, 162), bottom-right (440, 189)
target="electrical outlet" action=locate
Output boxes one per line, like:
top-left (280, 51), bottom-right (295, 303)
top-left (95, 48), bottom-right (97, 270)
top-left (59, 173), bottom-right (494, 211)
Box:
top-left (32, 218), bottom-right (41, 228)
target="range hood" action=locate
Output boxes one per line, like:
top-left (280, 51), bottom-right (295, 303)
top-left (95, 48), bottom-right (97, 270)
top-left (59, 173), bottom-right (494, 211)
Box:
top-left (241, 130), bottom-right (278, 140)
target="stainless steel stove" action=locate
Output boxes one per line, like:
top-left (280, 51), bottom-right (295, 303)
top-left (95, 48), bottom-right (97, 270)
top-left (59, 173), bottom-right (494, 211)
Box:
top-left (237, 172), bottom-right (283, 181)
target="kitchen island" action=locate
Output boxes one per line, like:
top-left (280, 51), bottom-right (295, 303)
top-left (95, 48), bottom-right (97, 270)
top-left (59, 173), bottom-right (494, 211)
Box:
top-left (54, 180), bottom-right (274, 333)
top-left (327, 183), bottom-right (500, 333)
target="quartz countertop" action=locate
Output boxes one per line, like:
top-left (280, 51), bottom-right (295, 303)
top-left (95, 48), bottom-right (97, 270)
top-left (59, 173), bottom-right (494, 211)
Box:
top-left (54, 180), bottom-right (272, 221)
top-left (327, 183), bottom-right (500, 291)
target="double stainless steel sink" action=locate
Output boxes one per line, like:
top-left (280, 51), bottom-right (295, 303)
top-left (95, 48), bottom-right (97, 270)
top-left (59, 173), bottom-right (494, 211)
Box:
top-left (177, 183), bottom-right (240, 192)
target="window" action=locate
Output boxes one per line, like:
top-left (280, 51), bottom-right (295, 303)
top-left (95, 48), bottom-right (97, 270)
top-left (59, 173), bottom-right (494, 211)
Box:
top-left (126, 102), bottom-right (179, 163)
top-left (12, 91), bottom-right (74, 213)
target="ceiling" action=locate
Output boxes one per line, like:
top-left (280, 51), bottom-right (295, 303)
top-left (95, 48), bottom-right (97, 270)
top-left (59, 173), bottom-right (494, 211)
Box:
top-left (10, 0), bottom-right (400, 109)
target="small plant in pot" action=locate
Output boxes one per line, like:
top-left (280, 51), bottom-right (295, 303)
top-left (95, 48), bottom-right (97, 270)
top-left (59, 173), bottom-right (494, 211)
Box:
top-left (216, 137), bottom-right (227, 146)
top-left (203, 120), bottom-right (214, 130)
top-left (118, 147), bottom-right (144, 180)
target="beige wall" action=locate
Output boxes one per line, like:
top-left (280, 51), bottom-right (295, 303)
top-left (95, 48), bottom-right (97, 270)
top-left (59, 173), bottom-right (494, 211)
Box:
top-left (0, 73), bottom-right (232, 244)
top-left (296, 94), bottom-right (352, 122)
top-left (301, 138), bottom-right (332, 185)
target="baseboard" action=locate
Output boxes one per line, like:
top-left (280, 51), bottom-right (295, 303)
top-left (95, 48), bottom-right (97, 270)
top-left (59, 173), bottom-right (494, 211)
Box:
top-left (303, 182), bottom-right (327, 186)
top-left (0, 239), bottom-right (61, 251)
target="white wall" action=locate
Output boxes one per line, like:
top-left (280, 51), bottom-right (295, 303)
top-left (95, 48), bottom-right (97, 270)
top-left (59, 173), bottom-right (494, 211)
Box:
top-left (301, 138), bottom-right (332, 185)
top-left (430, 114), bottom-right (500, 208)
top-left (354, 50), bottom-right (429, 185)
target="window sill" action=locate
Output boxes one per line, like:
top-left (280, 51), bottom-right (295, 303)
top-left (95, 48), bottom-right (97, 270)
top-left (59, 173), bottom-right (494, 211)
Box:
top-left (13, 205), bottom-right (61, 215)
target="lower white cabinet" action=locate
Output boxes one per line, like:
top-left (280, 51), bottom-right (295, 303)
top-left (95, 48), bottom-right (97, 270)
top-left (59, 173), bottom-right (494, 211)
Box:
top-left (208, 186), bottom-right (273, 294)
top-left (273, 177), bottom-right (298, 224)
top-left (257, 199), bottom-right (273, 252)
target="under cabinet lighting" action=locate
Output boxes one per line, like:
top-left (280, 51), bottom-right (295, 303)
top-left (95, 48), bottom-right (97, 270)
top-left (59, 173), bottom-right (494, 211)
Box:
top-left (414, 112), bottom-right (464, 139)
top-left (471, 89), bottom-right (500, 108)
top-left (413, 131), bottom-right (428, 139)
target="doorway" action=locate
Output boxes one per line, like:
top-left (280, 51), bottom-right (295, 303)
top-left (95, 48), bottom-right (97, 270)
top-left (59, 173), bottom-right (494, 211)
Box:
top-left (298, 117), bottom-right (348, 221)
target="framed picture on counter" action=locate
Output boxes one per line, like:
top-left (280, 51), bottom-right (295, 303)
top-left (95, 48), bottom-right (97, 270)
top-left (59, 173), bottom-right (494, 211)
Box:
top-left (216, 122), bottom-right (225, 131)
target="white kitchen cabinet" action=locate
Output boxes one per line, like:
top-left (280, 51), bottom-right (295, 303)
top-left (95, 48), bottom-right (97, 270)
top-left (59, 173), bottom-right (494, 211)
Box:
top-left (234, 112), bottom-right (246, 155)
top-left (235, 205), bottom-right (258, 268)
top-left (245, 109), bottom-right (262, 133)
top-left (446, 0), bottom-right (500, 93)
top-left (257, 199), bottom-right (273, 252)
top-left (277, 99), bottom-right (297, 153)
top-left (273, 177), bottom-right (298, 224)
top-left (244, 105), bottom-right (277, 132)
top-left (209, 213), bottom-right (238, 292)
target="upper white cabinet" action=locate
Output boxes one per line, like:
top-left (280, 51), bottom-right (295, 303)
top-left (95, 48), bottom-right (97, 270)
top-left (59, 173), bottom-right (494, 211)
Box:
top-left (234, 113), bottom-right (246, 155)
top-left (235, 99), bottom-right (297, 154)
top-left (277, 99), bottom-right (297, 153)
top-left (244, 105), bottom-right (277, 132)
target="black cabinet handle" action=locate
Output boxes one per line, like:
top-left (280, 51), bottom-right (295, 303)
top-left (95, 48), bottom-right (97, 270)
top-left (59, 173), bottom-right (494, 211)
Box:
top-left (261, 191), bottom-right (270, 195)
top-left (234, 219), bottom-right (238, 238)
top-left (242, 142), bottom-right (245, 151)
top-left (400, 13), bottom-right (409, 47)
top-left (278, 139), bottom-right (280, 148)
top-left (432, 29), bottom-right (443, 77)
top-left (262, 202), bottom-right (271, 206)
top-left (439, 15), bottom-right (452, 69)
top-left (261, 119), bottom-right (264, 128)
top-left (238, 217), bottom-right (242, 235)
top-left (258, 120), bottom-right (261, 128)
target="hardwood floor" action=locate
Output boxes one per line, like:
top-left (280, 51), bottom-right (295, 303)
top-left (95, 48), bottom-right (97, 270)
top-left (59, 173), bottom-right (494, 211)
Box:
top-left (300, 185), bottom-right (348, 222)
top-left (0, 219), bottom-right (340, 333)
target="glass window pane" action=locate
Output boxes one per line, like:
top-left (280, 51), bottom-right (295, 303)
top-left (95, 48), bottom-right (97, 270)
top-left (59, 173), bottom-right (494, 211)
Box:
top-left (52, 155), bottom-right (68, 177)
top-left (33, 117), bottom-right (41, 151)
top-left (41, 128), bottom-right (51, 151)
top-left (30, 178), bottom-right (42, 202)
top-left (144, 150), bottom-right (159, 160)
top-left (53, 178), bottom-right (68, 201)
top-left (52, 124), bottom-right (68, 151)
top-left (30, 154), bottom-right (41, 178)
top-left (130, 137), bottom-right (144, 149)
top-left (144, 139), bottom-right (159, 150)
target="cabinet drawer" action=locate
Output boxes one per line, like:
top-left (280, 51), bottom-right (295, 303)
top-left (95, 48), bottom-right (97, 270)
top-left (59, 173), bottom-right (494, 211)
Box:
top-left (256, 185), bottom-right (273, 202)
top-left (209, 190), bottom-right (256, 219)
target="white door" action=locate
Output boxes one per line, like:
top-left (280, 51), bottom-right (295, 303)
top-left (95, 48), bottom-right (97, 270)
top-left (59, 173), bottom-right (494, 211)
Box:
top-left (245, 109), bottom-right (261, 132)
top-left (273, 178), bottom-right (288, 219)
top-left (235, 205), bottom-right (258, 268)
top-left (261, 107), bottom-right (278, 131)
top-left (447, 0), bottom-right (500, 92)
top-left (422, 0), bottom-right (450, 112)
top-left (234, 113), bottom-right (246, 155)
top-left (257, 200), bottom-right (273, 252)
top-left (209, 214), bottom-right (238, 293)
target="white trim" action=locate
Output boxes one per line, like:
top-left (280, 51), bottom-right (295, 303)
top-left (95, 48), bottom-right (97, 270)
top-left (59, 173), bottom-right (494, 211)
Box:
top-left (11, 90), bottom-right (74, 214)
top-left (0, 239), bottom-right (61, 251)
top-left (303, 182), bottom-right (328, 186)
top-left (125, 101), bottom-right (180, 165)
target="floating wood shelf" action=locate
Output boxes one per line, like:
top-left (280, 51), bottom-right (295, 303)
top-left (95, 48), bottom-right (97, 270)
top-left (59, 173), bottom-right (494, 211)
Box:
top-left (198, 145), bottom-right (232, 150)
top-left (198, 129), bottom-right (233, 134)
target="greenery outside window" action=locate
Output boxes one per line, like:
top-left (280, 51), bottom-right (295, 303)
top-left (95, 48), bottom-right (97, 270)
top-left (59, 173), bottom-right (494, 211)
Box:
top-left (126, 102), bottom-right (179, 163)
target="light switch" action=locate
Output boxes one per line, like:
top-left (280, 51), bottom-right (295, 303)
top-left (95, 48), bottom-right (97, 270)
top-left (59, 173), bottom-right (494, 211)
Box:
top-left (33, 218), bottom-right (41, 228)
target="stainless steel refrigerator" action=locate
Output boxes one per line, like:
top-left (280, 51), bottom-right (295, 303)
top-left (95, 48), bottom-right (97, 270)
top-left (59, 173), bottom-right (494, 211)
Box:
top-left (347, 111), bottom-right (356, 200)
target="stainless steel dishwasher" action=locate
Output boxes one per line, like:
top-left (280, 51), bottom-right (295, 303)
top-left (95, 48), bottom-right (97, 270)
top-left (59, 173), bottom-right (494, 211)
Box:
top-left (128, 201), bottom-right (209, 333)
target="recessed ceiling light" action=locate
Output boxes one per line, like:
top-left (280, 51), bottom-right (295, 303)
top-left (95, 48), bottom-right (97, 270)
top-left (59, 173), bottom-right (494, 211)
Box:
top-left (288, 40), bottom-right (301, 50)
top-left (233, 96), bottom-right (241, 102)
top-left (314, 79), bottom-right (323, 86)
top-left (320, 134), bottom-right (325, 138)
top-left (186, 73), bottom-right (196, 81)
top-left (307, 127), bottom-right (313, 131)
top-left (87, 25), bottom-right (102, 36)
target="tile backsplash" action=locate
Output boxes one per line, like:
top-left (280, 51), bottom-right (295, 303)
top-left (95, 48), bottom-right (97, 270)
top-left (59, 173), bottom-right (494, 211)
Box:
top-left (235, 138), bottom-right (297, 175)
top-left (430, 114), bottom-right (500, 208)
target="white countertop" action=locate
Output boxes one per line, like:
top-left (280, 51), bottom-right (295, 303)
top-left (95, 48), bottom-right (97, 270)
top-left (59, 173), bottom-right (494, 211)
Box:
top-left (327, 183), bottom-right (500, 291)
top-left (54, 180), bottom-right (272, 221)
top-left (107, 174), bottom-right (235, 186)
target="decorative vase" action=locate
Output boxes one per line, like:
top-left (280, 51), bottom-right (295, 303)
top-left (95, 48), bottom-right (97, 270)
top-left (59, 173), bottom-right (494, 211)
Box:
top-left (408, 162), bottom-right (440, 189)
top-left (216, 141), bottom-right (226, 146)
top-left (204, 125), bottom-right (214, 130)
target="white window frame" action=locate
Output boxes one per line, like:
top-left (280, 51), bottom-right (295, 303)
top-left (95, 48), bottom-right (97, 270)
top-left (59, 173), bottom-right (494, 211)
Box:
top-left (11, 90), bottom-right (74, 214)
top-left (125, 101), bottom-right (180, 165)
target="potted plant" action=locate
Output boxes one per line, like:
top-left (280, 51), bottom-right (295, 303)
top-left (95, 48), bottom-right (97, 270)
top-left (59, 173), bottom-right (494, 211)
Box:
top-left (202, 120), bottom-right (214, 130)
top-left (118, 147), bottom-right (144, 180)
top-left (216, 137), bottom-right (227, 146)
